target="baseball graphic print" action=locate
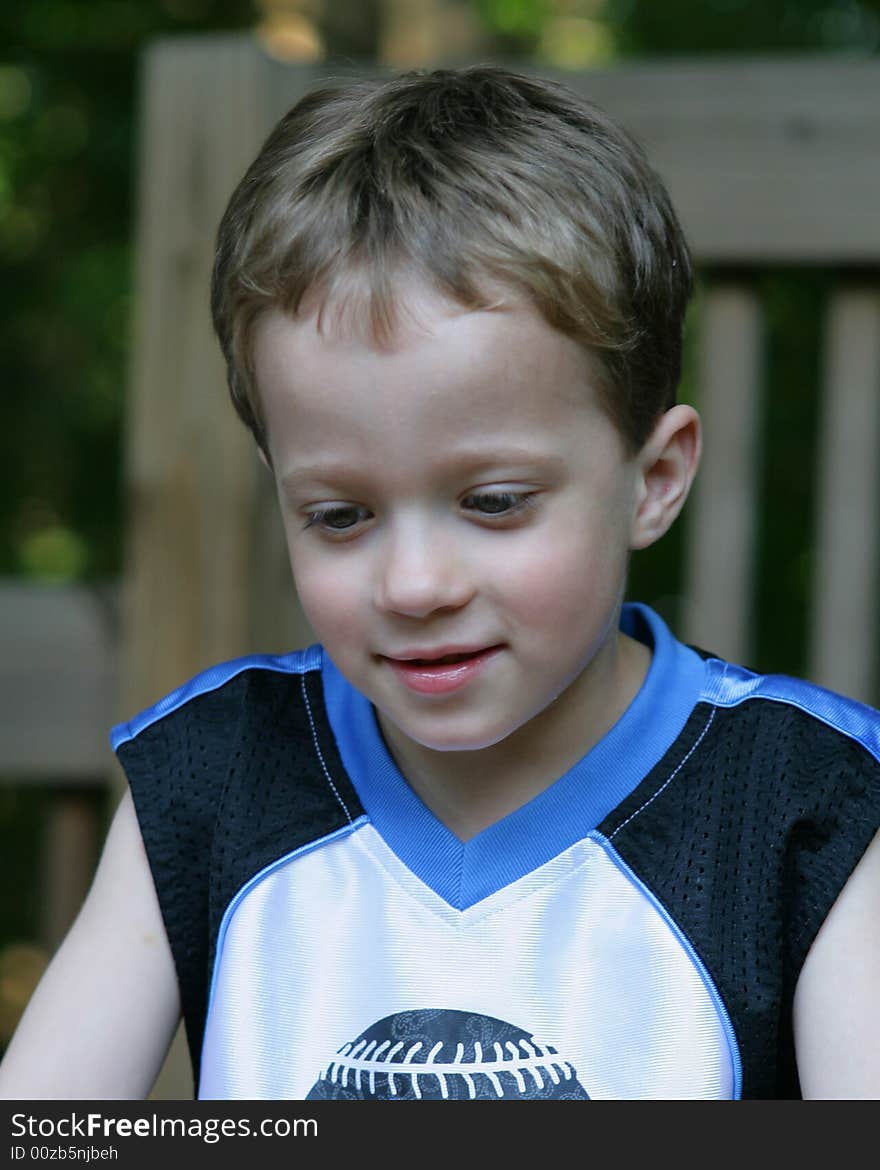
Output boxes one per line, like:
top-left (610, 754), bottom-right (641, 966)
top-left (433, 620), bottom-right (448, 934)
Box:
top-left (307, 1008), bottom-right (590, 1100)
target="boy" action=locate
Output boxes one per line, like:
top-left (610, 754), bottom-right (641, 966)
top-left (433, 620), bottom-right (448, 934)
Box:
top-left (1, 66), bottom-right (878, 1101)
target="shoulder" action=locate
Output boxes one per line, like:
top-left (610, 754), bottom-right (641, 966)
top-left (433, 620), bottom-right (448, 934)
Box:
top-left (695, 655), bottom-right (880, 894)
top-left (614, 649), bottom-right (880, 840)
top-left (697, 658), bottom-right (880, 990)
top-left (687, 655), bottom-right (880, 828)
top-left (111, 644), bottom-right (325, 757)
top-left (111, 646), bottom-right (332, 851)
top-left (698, 654), bottom-right (880, 769)
top-left (110, 640), bottom-right (364, 882)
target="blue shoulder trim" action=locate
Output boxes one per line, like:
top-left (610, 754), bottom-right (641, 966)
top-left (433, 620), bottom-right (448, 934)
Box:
top-left (702, 658), bottom-right (880, 764)
top-left (110, 644), bottom-right (323, 751)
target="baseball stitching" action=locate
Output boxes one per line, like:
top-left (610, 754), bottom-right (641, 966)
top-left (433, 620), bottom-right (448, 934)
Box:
top-left (317, 1036), bottom-right (577, 1099)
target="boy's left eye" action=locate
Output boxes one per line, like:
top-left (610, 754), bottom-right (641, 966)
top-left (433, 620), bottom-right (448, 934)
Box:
top-left (460, 490), bottom-right (534, 518)
top-left (302, 503), bottom-right (373, 534)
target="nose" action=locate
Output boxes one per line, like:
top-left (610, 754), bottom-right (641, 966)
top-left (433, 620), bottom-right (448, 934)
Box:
top-left (373, 517), bottom-right (473, 619)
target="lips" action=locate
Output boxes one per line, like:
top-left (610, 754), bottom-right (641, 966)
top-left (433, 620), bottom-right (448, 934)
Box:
top-left (382, 645), bottom-right (502, 695)
top-left (402, 650), bottom-right (482, 666)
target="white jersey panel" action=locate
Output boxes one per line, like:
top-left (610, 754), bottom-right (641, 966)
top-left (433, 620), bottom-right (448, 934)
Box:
top-left (198, 822), bottom-right (736, 1100)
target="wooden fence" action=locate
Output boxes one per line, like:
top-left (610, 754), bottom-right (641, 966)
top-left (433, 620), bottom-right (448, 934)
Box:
top-left (123, 39), bottom-right (880, 699)
top-left (2, 37), bottom-right (879, 1097)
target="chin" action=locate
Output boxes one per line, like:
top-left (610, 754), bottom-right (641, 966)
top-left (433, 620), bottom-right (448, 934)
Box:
top-left (394, 713), bottom-right (528, 755)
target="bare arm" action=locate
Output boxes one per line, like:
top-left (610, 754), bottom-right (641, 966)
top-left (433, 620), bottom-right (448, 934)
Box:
top-left (793, 827), bottom-right (880, 1099)
top-left (0, 789), bottom-right (181, 1100)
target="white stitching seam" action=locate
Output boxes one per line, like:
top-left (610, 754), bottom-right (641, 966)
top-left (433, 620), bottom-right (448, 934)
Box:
top-left (608, 706), bottom-right (717, 841)
top-left (300, 673), bottom-right (353, 825)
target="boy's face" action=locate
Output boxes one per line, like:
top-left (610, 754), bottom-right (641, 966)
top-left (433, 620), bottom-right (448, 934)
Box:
top-left (254, 286), bottom-right (648, 762)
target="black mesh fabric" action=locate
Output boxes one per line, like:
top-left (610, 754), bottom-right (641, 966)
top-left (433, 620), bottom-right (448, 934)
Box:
top-left (117, 667), bottom-right (363, 1090)
top-left (600, 698), bottom-right (880, 1099)
top-left (118, 660), bottom-right (880, 1100)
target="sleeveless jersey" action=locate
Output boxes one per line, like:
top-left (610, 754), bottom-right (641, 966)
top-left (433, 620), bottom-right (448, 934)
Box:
top-left (112, 604), bottom-right (880, 1099)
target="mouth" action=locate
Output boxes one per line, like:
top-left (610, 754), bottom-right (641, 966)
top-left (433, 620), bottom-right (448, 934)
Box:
top-left (397, 650), bottom-right (487, 666)
top-left (381, 645), bottom-right (503, 694)
top-left (386, 643), bottom-right (502, 666)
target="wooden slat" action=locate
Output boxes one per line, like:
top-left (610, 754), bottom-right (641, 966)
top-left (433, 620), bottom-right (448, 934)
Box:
top-left (122, 35), bottom-right (315, 734)
top-left (808, 288), bottom-right (880, 703)
top-left (547, 58), bottom-right (880, 263)
top-left (682, 285), bottom-right (764, 665)
top-left (123, 36), bottom-right (260, 717)
top-left (0, 582), bottom-right (118, 780)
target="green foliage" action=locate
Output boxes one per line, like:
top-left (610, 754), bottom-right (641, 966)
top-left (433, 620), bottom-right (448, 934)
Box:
top-left (605, 0), bottom-right (880, 56)
top-left (0, 0), bottom-right (256, 582)
top-left (472, 0), bottom-right (880, 57)
top-left (474, 0), bottom-right (555, 41)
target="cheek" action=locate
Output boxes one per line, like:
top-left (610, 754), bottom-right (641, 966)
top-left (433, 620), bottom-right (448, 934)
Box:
top-left (288, 549), bottom-right (365, 642)
top-left (492, 529), bottom-right (625, 629)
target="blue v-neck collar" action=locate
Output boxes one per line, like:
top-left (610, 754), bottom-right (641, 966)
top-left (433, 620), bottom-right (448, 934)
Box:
top-left (321, 603), bottom-right (706, 910)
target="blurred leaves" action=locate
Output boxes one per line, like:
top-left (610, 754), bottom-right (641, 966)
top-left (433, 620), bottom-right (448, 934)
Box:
top-left (473, 0), bottom-right (880, 57)
top-left (604, 0), bottom-right (880, 56)
top-left (0, 0), bottom-right (257, 582)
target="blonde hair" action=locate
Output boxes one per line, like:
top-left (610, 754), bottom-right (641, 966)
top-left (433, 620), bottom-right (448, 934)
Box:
top-left (211, 65), bottom-right (693, 456)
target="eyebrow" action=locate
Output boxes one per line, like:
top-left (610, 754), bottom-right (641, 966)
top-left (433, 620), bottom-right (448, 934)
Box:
top-left (279, 447), bottom-right (566, 491)
top-left (279, 463), bottom-right (372, 492)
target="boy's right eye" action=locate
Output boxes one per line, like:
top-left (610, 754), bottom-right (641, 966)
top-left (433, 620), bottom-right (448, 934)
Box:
top-left (302, 504), bottom-right (373, 534)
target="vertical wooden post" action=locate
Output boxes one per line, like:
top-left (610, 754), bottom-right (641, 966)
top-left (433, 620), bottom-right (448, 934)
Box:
top-left (809, 288), bottom-right (880, 703)
top-left (682, 283), bottom-right (764, 664)
top-left (123, 35), bottom-right (261, 729)
top-left (123, 36), bottom-right (317, 732)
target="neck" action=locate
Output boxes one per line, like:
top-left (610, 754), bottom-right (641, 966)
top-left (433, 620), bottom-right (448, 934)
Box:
top-left (377, 630), bottom-right (651, 842)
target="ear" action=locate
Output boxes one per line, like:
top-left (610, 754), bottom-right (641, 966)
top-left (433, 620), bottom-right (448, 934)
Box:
top-left (256, 443), bottom-right (273, 472)
top-left (629, 404), bottom-right (701, 550)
